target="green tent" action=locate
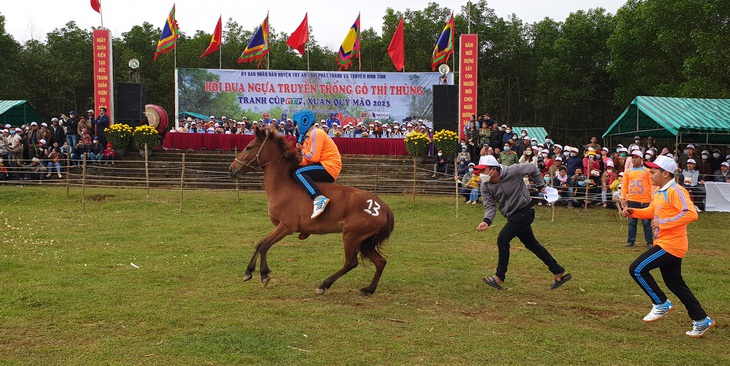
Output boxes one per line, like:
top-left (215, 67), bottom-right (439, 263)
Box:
top-left (602, 96), bottom-right (730, 145)
top-left (0, 100), bottom-right (44, 127)
top-left (512, 126), bottom-right (549, 144)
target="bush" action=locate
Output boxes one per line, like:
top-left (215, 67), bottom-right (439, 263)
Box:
top-left (105, 123), bottom-right (132, 149)
top-left (133, 125), bottom-right (160, 150)
top-left (404, 132), bottom-right (431, 156)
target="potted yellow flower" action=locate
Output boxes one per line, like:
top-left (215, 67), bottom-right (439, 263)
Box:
top-left (404, 131), bottom-right (431, 160)
top-left (104, 123), bottom-right (133, 156)
top-left (432, 129), bottom-right (459, 159)
top-left (133, 125), bottom-right (160, 157)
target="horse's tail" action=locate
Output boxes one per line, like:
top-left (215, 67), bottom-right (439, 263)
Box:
top-left (359, 206), bottom-right (394, 263)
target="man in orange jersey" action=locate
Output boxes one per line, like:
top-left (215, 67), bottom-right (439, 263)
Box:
top-left (621, 150), bottom-right (653, 248)
top-left (292, 110), bottom-right (342, 219)
top-left (621, 155), bottom-right (715, 338)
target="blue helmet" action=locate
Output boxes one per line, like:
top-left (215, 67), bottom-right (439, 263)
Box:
top-left (293, 110), bottom-right (315, 143)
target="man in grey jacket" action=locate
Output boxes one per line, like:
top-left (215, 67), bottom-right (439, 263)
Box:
top-left (476, 155), bottom-right (572, 290)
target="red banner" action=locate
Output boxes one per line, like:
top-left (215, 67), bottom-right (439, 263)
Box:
top-left (459, 34), bottom-right (478, 139)
top-left (93, 29), bottom-right (113, 122)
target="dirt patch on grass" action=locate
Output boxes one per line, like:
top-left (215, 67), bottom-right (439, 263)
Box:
top-left (88, 194), bottom-right (114, 202)
top-left (576, 307), bottom-right (618, 319)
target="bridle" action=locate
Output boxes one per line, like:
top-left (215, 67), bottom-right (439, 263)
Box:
top-left (233, 132), bottom-right (283, 171)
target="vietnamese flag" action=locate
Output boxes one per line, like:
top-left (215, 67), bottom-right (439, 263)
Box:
top-left (200, 16), bottom-right (223, 58)
top-left (387, 17), bottom-right (405, 71)
top-left (286, 13), bottom-right (309, 55)
top-left (90, 0), bottom-right (101, 13)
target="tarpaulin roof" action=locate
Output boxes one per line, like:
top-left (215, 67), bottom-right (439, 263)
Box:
top-left (513, 126), bottom-right (549, 144)
top-left (0, 100), bottom-right (44, 127)
top-left (602, 96), bottom-right (730, 144)
top-left (179, 111), bottom-right (219, 123)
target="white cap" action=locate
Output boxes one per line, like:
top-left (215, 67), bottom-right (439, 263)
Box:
top-left (606, 160), bottom-right (614, 167)
top-left (221, 116), bottom-right (227, 119)
top-left (39, 139), bottom-right (46, 144)
top-left (722, 162), bottom-right (729, 168)
top-left (30, 122), bottom-right (37, 126)
top-left (686, 144), bottom-right (695, 149)
top-left (686, 158), bottom-right (696, 164)
top-left (51, 117), bottom-right (59, 122)
top-left (555, 156), bottom-right (563, 162)
top-left (479, 154), bottom-right (500, 167)
top-left (554, 144), bottom-right (562, 150)
top-left (630, 150), bottom-right (643, 158)
top-left (645, 155), bottom-right (678, 172)
top-left (41, 122), bottom-right (48, 127)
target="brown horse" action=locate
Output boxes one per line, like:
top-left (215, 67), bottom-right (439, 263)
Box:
top-left (229, 127), bottom-right (394, 295)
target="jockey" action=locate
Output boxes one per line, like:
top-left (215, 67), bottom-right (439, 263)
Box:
top-left (293, 110), bottom-right (343, 219)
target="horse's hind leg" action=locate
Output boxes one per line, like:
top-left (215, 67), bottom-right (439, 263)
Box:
top-left (360, 251), bottom-right (386, 296)
top-left (315, 233), bottom-right (365, 294)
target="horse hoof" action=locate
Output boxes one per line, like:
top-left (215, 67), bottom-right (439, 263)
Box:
top-left (360, 288), bottom-right (375, 296)
top-left (315, 288), bottom-right (325, 295)
top-left (243, 273), bottom-right (252, 282)
top-left (261, 277), bottom-right (270, 287)
top-left (297, 233), bottom-right (310, 240)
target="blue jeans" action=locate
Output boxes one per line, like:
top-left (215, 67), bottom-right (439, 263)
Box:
top-left (469, 188), bottom-right (480, 201)
top-left (627, 201), bottom-right (653, 245)
top-left (66, 134), bottom-right (79, 152)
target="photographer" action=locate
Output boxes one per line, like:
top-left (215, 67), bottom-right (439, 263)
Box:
top-left (62, 111), bottom-right (80, 151)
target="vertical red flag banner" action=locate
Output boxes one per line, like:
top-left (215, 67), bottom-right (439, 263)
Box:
top-left (286, 13), bottom-right (309, 55)
top-left (200, 16), bottom-right (222, 58)
top-left (387, 17), bottom-right (405, 71)
top-left (93, 29), bottom-right (114, 122)
top-left (90, 0), bottom-right (101, 13)
top-left (459, 34), bottom-right (478, 139)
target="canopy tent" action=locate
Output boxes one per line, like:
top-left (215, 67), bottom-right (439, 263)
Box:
top-left (513, 126), bottom-right (549, 144)
top-left (179, 111), bottom-right (219, 122)
top-left (602, 96), bottom-right (730, 145)
top-left (0, 100), bottom-right (44, 127)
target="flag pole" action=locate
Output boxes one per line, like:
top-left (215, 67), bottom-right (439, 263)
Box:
top-left (306, 40), bottom-right (310, 72)
top-left (219, 14), bottom-right (222, 69)
top-left (358, 12), bottom-right (362, 71)
top-left (267, 11), bottom-right (270, 70)
top-left (99, 4), bottom-right (104, 28)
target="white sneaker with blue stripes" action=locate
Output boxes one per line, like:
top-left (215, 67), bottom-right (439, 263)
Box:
top-left (686, 317), bottom-right (715, 338)
top-left (311, 195), bottom-right (330, 219)
top-left (643, 300), bottom-right (674, 322)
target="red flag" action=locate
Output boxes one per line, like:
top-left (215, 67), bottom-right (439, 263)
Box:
top-left (90, 0), bottom-right (101, 13)
top-left (286, 13), bottom-right (309, 55)
top-left (200, 16), bottom-right (223, 58)
top-left (387, 18), bottom-right (405, 71)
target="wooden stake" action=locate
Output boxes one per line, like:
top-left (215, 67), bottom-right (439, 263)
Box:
top-left (81, 154), bottom-right (87, 212)
top-left (179, 152), bottom-right (185, 212)
top-left (412, 157), bottom-right (417, 205)
top-left (235, 146), bottom-right (240, 203)
top-left (374, 158), bottom-right (379, 195)
top-left (144, 143), bottom-right (150, 200)
top-left (65, 153), bottom-right (70, 198)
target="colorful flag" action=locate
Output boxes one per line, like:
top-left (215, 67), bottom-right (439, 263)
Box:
top-left (336, 14), bottom-right (361, 70)
top-left (431, 13), bottom-right (455, 71)
top-left (238, 15), bottom-right (270, 68)
top-left (286, 13), bottom-right (309, 55)
top-left (154, 5), bottom-right (179, 61)
top-left (200, 16), bottom-right (223, 58)
top-left (387, 17), bottom-right (405, 71)
top-left (90, 0), bottom-right (101, 13)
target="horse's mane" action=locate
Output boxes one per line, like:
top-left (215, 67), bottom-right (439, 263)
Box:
top-left (258, 127), bottom-right (301, 173)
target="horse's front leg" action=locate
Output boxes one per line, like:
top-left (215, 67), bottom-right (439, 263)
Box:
top-left (253, 223), bottom-right (293, 286)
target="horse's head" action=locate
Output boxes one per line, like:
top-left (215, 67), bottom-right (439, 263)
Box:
top-left (229, 126), bottom-right (299, 178)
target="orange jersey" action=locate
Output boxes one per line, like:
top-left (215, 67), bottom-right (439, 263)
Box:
top-left (301, 128), bottom-right (342, 179)
top-left (622, 166), bottom-right (652, 203)
top-left (631, 181), bottom-right (698, 258)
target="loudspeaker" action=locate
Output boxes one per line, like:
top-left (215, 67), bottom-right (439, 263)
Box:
top-left (432, 85), bottom-right (458, 131)
top-left (116, 83), bottom-right (145, 122)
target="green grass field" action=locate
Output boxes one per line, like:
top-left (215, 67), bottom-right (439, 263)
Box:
top-left (1, 187), bottom-right (728, 365)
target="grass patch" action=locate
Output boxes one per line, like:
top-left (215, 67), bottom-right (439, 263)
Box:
top-left (1, 187), bottom-right (728, 365)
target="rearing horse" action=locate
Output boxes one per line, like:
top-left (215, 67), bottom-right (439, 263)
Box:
top-left (229, 127), bottom-right (394, 295)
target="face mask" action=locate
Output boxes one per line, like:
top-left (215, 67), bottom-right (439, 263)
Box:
top-left (506, 130), bottom-right (512, 133)
top-left (570, 153), bottom-right (577, 157)
top-left (531, 142), bottom-right (537, 146)
top-left (544, 176), bottom-right (550, 183)
top-left (635, 140), bottom-right (640, 144)
top-left (589, 156), bottom-right (594, 160)
top-left (503, 146), bottom-right (510, 151)
top-left (620, 153), bottom-right (627, 157)
top-left (468, 168), bottom-right (473, 172)
top-left (9, 131), bottom-right (15, 135)
top-left (645, 155), bottom-right (652, 160)
top-left (521, 133), bottom-right (527, 137)
top-left (480, 173), bottom-right (490, 182)
top-left (437, 153), bottom-right (443, 157)
top-left (702, 154), bottom-right (709, 160)
top-left (545, 139), bottom-right (551, 143)
top-left (523, 177), bottom-right (530, 184)
top-left (525, 151), bottom-right (532, 156)
top-left (578, 181), bottom-right (586, 187)
top-left (563, 151), bottom-right (570, 157)
top-left (607, 168), bottom-right (613, 173)
top-left (713, 153), bottom-right (721, 159)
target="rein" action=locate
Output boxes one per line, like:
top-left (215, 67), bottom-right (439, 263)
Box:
top-left (233, 135), bottom-right (283, 171)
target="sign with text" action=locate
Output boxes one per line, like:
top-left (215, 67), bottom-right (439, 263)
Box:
top-left (93, 29), bottom-right (114, 121)
top-left (459, 34), bottom-right (478, 139)
top-left (177, 68), bottom-right (451, 125)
